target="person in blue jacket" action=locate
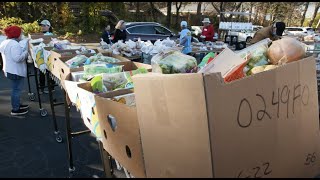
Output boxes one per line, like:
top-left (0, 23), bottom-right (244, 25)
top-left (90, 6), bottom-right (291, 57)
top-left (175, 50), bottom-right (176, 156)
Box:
top-left (179, 21), bottom-right (192, 55)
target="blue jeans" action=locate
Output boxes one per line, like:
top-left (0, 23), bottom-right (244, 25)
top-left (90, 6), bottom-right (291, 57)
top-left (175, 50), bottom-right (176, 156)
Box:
top-left (7, 73), bottom-right (25, 111)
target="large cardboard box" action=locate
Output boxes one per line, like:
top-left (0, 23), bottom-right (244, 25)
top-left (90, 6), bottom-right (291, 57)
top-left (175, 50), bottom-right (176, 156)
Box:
top-left (64, 61), bottom-right (151, 105)
top-left (94, 89), bottom-right (146, 178)
top-left (132, 56), bottom-right (320, 178)
top-left (47, 49), bottom-right (79, 79)
top-left (71, 62), bottom-right (151, 177)
top-left (50, 50), bottom-right (132, 89)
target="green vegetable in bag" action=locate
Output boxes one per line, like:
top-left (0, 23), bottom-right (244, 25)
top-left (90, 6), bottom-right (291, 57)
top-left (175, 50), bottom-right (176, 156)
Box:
top-left (91, 75), bottom-right (105, 94)
top-left (152, 50), bottom-right (197, 74)
top-left (92, 68), bottom-right (148, 93)
top-left (198, 52), bottom-right (215, 69)
top-left (83, 64), bottom-right (123, 80)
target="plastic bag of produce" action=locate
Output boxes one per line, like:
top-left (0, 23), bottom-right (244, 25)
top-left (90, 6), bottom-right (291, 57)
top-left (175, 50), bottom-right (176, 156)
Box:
top-left (162, 37), bottom-right (176, 47)
top-left (236, 38), bottom-right (271, 75)
top-left (154, 39), bottom-right (162, 46)
top-left (111, 93), bottom-right (136, 107)
top-left (102, 68), bottom-right (148, 92)
top-left (87, 53), bottom-right (121, 64)
top-left (91, 75), bottom-right (105, 94)
top-left (151, 50), bottom-right (198, 74)
top-left (91, 68), bottom-right (148, 94)
top-left (198, 52), bottom-right (216, 69)
top-left (126, 39), bottom-right (136, 49)
top-left (65, 55), bottom-right (88, 68)
top-left (83, 64), bottom-right (123, 80)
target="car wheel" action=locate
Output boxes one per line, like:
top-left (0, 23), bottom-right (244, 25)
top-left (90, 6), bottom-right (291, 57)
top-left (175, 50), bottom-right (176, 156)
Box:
top-left (246, 37), bottom-right (252, 43)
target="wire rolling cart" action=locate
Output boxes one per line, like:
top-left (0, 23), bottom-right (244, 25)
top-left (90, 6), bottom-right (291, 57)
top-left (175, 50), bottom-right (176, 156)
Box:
top-left (27, 46), bottom-right (63, 143)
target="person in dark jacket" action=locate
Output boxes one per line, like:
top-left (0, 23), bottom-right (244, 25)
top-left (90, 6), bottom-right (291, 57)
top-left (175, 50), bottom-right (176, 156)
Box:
top-left (102, 25), bottom-right (112, 44)
top-left (112, 20), bottom-right (127, 43)
top-left (250, 21), bottom-right (286, 44)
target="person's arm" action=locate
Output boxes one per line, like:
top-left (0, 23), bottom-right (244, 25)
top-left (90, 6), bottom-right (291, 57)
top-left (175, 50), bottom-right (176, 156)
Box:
top-left (102, 31), bottom-right (110, 44)
top-left (10, 43), bottom-right (27, 63)
top-left (112, 30), bottom-right (119, 43)
top-left (121, 31), bottom-right (127, 42)
top-left (180, 36), bottom-right (187, 45)
top-left (209, 25), bottom-right (214, 39)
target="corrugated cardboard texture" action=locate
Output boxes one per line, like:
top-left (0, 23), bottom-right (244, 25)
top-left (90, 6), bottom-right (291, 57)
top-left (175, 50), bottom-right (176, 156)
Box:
top-left (132, 73), bottom-right (213, 178)
top-left (95, 89), bottom-right (146, 178)
top-left (28, 33), bottom-right (58, 44)
top-left (204, 57), bottom-right (320, 178)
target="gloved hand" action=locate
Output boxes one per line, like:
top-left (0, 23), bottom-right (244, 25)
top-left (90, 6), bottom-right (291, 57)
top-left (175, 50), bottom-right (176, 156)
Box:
top-left (200, 35), bottom-right (206, 39)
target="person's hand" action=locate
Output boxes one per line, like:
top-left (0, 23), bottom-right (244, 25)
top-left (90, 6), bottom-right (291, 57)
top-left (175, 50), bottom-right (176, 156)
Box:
top-left (200, 35), bottom-right (206, 39)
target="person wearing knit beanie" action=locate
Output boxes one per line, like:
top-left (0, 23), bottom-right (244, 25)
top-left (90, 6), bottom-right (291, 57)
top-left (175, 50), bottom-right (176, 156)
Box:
top-left (0, 25), bottom-right (29, 115)
top-left (4, 25), bottom-right (22, 39)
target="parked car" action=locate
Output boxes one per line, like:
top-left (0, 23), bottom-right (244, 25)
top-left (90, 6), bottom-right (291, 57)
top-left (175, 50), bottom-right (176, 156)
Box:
top-left (229, 29), bottom-right (256, 43)
top-left (118, 22), bottom-right (199, 43)
top-left (284, 27), bottom-right (315, 36)
top-left (253, 25), bottom-right (263, 32)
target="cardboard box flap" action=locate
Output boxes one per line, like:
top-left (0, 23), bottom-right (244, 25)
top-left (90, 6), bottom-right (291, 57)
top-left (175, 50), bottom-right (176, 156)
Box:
top-left (133, 73), bottom-right (213, 178)
top-left (204, 56), bottom-right (320, 178)
top-left (198, 47), bottom-right (247, 77)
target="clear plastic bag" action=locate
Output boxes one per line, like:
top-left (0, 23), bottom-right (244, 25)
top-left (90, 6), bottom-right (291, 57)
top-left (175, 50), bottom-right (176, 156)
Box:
top-left (83, 64), bottom-right (123, 80)
top-left (151, 50), bottom-right (198, 74)
top-left (236, 38), bottom-right (272, 75)
top-left (90, 68), bottom-right (148, 93)
top-left (65, 55), bottom-right (88, 68)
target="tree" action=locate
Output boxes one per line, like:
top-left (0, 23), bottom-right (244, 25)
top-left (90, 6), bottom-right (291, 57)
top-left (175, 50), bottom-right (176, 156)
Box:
top-left (136, 2), bottom-right (140, 21)
top-left (301, 2), bottom-right (310, 27)
top-left (175, 2), bottom-right (183, 28)
top-left (309, 2), bottom-right (320, 27)
top-left (249, 2), bottom-right (254, 22)
top-left (166, 2), bottom-right (172, 28)
top-left (211, 2), bottom-right (243, 22)
top-left (149, 2), bottom-right (157, 22)
top-left (196, 2), bottom-right (202, 25)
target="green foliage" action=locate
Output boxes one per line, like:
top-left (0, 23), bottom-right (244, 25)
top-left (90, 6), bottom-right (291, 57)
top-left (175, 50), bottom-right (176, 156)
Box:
top-left (0, 17), bottom-right (23, 28)
top-left (21, 21), bottom-right (41, 34)
top-left (303, 13), bottom-right (320, 28)
top-left (0, 17), bottom-right (41, 35)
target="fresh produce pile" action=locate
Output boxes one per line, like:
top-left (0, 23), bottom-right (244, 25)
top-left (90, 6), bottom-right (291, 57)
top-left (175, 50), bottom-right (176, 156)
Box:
top-left (82, 64), bottom-right (123, 80)
top-left (196, 37), bottom-right (308, 82)
top-left (100, 37), bottom-right (179, 57)
top-left (65, 53), bottom-right (122, 68)
top-left (151, 50), bottom-right (198, 74)
top-left (90, 67), bottom-right (149, 93)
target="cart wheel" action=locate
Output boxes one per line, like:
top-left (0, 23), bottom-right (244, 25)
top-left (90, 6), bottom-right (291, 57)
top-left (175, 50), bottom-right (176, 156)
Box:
top-left (29, 93), bottom-right (36, 101)
top-left (69, 166), bottom-right (76, 173)
top-left (40, 109), bottom-right (48, 117)
top-left (56, 135), bottom-right (63, 143)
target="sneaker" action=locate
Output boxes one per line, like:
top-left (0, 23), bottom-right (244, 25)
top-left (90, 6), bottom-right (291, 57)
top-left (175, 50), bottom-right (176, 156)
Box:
top-left (11, 109), bottom-right (29, 116)
top-left (19, 104), bottom-right (29, 110)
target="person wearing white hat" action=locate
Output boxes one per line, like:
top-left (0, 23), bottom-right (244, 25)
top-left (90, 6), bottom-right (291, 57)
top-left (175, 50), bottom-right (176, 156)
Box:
top-left (179, 21), bottom-right (192, 55)
top-left (200, 18), bottom-right (214, 42)
top-left (40, 20), bottom-right (53, 35)
top-left (38, 19), bottom-right (55, 94)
